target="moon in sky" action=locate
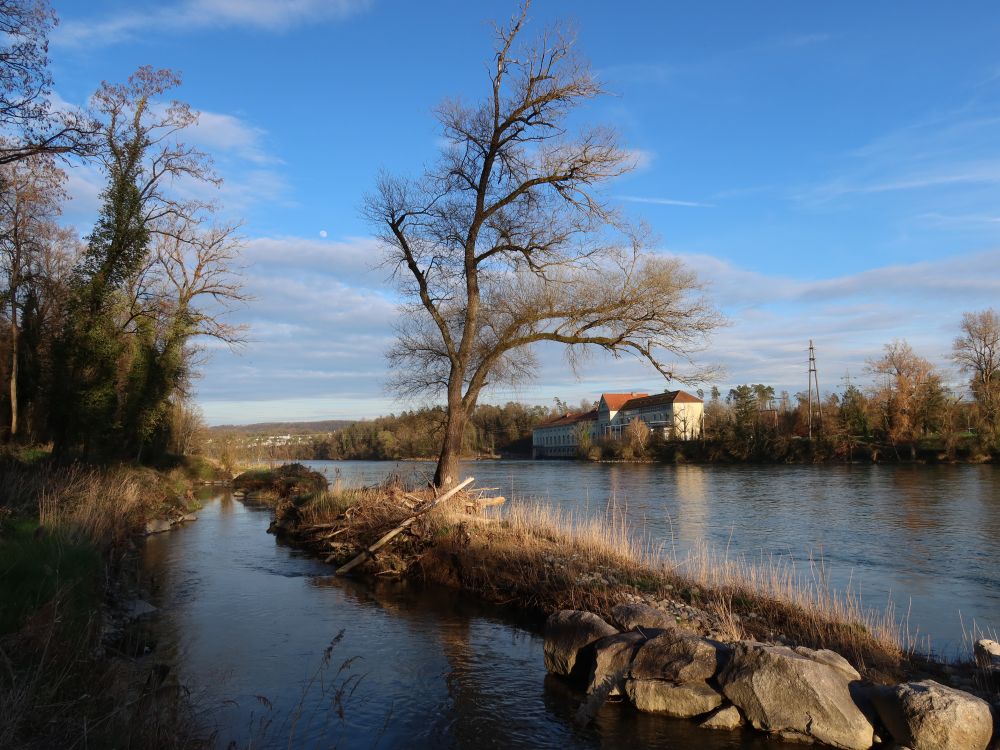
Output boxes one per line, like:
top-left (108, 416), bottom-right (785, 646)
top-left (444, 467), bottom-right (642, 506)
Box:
top-left (319, 230), bottom-right (328, 238)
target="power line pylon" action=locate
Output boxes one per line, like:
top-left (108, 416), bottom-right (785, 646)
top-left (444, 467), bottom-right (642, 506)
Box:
top-left (807, 340), bottom-right (823, 439)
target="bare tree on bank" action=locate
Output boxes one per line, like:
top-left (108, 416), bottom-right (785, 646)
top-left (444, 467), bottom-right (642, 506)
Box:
top-left (953, 308), bottom-right (1000, 447)
top-left (365, 4), bottom-right (720, 488)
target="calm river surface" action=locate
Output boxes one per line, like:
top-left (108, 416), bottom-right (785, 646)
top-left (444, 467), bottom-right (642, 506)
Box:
top-left (142, 461), bottom-right (999, 748)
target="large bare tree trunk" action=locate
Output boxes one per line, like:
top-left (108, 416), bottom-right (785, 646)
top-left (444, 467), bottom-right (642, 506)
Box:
top-left (434, 392), bottom-right (467, 489)
top-left (9, 303), bottom-right (17, 439)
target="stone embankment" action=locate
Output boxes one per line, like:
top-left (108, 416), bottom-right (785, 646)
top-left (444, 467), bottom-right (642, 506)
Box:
top-left (546, 605), bottom-right (999, 750)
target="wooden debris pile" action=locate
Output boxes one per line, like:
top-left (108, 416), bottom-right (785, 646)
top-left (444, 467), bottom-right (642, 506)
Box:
top-left (265, 476), bottom-right (505, 576)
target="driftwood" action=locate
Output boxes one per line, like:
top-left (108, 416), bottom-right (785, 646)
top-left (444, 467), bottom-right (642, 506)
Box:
top-left (335, 477), bottom-right (475, 575)
top-left (464, 496), bottom-right (506, 513)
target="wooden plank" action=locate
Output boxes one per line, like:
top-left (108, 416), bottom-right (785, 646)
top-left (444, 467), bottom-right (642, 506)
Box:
top-left (335, 477), bottom-right (475, 575)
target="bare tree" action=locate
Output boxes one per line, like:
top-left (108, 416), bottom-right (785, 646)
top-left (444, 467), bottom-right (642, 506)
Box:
top-left (0, 0), bottom-right (98, 164)
top-left (866, 340), bottom-right (944, 458)
top-left (365, 4), bottom-right (720, 487)
top-left (953, 308), bottom-right (1000, 446)
top-left (0, 149), bottom-right (64, 438)
top-left (624, 416), bottom-right (650, 458)
top-left (153, 214), bottom-right (247, 346)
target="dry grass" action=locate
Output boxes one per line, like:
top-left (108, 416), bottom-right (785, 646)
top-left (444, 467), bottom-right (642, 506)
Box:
top-left (2, 461), bottom-right (183, 549)
top-left (0, 460), bottom-right (206, 749)
top-left (0, 593), bottom-right (209, 750)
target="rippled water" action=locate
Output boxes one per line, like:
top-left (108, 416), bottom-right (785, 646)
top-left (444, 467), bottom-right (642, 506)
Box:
top-left (301, 460), bottom-right (1000, 654)
top-left (143, 494), bottom-right (804, 749)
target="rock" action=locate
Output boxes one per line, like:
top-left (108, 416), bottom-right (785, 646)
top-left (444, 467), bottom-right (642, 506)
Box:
top-left (586, 631), bottom-right (646, 696)
top-left (625, 678), bottom-right (723, 718)
top-left (543, 610), bottom-right (618, 678)
top-left (611, 602), bottom-right (677, 632)
top-left (145, 518), bottom-right (172, 535)
top-left (719, 641), bottom-right (875, 750)
top-left (630, 630), bottom-right (729, 684)
top-left (871, 680), bottom-right (993, 750)
top-left (699, 704), bottom-right (744, 730)
top-left (173, 512), bottom-right (198, 524)
top-left (974, 639), bottom-right (1000, 670)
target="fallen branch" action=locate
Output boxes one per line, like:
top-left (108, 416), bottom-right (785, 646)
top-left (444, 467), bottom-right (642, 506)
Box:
top-left (335, 477), bottom-right (475, 575)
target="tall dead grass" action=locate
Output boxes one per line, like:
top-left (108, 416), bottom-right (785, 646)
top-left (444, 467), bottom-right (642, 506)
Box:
top-left (2, 462), bottom-right (177, 549)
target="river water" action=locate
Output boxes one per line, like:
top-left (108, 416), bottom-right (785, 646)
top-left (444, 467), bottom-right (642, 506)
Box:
top-left (141, 460), bottom-right (999, 748)
top-left (143, 491), bottom-right (802, 749)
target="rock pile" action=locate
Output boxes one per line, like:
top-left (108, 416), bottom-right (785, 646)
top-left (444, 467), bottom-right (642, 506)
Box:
top-left (544, 605), bottom-right (998, 750)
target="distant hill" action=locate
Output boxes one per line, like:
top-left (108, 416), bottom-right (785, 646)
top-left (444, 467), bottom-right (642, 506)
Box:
top-left (208, 420), bottom-right (355, 435)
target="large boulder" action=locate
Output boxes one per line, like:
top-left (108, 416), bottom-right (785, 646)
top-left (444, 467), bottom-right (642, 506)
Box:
top-left (630, 630), bottom-right (729, 684)
top-left (611, 602), bottom-right (678, 632)
top-left (625, 678), bottom-right (724, 718)
top-left (871, 680), bottom-right (993, 750)
top-left (586, 631), bottom-right (646, 696)
top-left (718, 641), bottom-right (875, 750)
top-left (544, 610), bottom-right (618, 677)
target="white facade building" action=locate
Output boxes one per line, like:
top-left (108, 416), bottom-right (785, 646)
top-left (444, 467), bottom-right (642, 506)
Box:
top-left (532, 390), bottom-right (703, 458)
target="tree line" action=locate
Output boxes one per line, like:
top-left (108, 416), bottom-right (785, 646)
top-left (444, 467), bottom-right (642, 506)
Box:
top-left (606, 324), bottom-right (998, 464)
top-left (205, 401), bottom-right (556, 465)
top-left (0, 2), bottom-right (243, 461)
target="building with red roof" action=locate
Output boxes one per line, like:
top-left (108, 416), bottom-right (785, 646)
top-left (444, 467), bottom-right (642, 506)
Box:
top-left (532, 390), bottom-right (703, 458)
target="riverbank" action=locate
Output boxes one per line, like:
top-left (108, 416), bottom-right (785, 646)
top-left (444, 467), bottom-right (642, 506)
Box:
top-left (236, 465), bottom-right (999, 747)
top-left (0, 451), bottom-right (228, 749)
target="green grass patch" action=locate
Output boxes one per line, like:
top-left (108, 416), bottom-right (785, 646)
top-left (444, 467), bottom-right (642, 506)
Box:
top-left (0, 519), bottom-right (102, 635)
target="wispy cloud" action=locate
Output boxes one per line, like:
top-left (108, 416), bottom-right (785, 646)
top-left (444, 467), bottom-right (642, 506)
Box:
top-left (615, 195), bottom-right (715, 208)
top-left (56, 0), bottom-right (373, 47)
top-left (797, 106), bottom-right (1000, 208)
top-left (624, 148), bottom-right (655, 170)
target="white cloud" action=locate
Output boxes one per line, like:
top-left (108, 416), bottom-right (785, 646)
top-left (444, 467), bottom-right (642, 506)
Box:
top-left (615, 195), bottom-right (715, 208)
top-left (187, 110), bottom-right (281, 166)
top-left (56, 0), bottom-right (373, 47)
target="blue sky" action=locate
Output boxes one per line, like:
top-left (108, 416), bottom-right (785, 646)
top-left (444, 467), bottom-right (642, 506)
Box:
top-left (48, 1), bottom-right (1000, 424)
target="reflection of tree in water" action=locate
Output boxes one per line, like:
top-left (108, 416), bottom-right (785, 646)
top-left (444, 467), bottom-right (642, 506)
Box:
top-left (891, 468), bottom-right (943, 534)
top-left (673, 465), bottom-right (708, 551)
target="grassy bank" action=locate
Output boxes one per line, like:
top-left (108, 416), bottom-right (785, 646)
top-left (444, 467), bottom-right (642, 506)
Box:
top-left (242, 465), bottom-right (987, 692)
top-left (0, 452), bottom-right (225, 749)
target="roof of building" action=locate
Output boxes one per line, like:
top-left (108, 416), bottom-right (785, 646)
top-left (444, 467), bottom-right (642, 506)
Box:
top-left (536, 408), bottom-right (599, 429)
top-left (600, 392), bottom-right (650, 411)
top-left (619, 390), bottom-right (703, 411)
